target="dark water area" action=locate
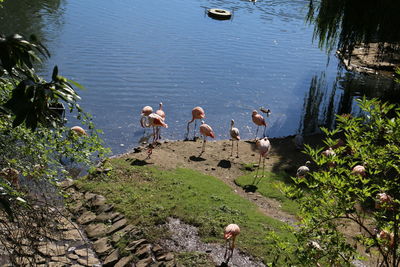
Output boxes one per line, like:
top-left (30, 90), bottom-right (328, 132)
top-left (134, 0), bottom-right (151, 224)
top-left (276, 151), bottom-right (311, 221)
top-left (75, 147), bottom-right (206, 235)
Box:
top-left (1, 0), bottom-right (399, 155)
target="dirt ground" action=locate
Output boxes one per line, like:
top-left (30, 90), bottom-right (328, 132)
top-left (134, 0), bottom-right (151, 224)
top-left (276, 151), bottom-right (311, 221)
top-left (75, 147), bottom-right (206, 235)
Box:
top-left (114, 134), bottom-right (324, 225)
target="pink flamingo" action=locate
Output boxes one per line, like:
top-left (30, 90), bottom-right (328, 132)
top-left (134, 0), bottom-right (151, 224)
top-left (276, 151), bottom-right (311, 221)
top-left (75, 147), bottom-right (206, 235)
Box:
top-left (145, 113), bottom-right (168, 143)
top-left (186, 106), bottom-right (205, 140)
top-left (70, 126), bottom-right (87, 136)
top-left (140, 106), bottom-right (153, 133)
top-left (223, 224), bottom-right (240, 262)
top-left (229, 119), bottom-right (240, 158)
top-left (199, 120), bottom-right (214, 153)
top-left (155, 102), bottom-right (166, 140)
top-left (254, 137), bottom-right (271, 181)
top-left (252, 110), bottom-right (267, 139)
top-left (144, 113), bottom-right (168, 158)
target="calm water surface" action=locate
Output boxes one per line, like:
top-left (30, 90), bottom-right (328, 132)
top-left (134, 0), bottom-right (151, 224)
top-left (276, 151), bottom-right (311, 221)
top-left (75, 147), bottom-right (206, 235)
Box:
top-left (2, 0), bottom-right (398, 154)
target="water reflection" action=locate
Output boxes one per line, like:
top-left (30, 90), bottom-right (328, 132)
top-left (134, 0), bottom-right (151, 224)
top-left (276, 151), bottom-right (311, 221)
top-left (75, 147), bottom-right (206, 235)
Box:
top-left (307, 0), bottom-right (400, 56)
top-left (300, 70), bottom-right (400, 135)
top-left (0, 0), bottom-right (64, 46)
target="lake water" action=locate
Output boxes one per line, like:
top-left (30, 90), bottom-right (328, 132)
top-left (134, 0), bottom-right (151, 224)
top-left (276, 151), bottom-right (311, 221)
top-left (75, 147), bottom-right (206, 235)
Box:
top-left (1, 0), bottom-right (399, 154)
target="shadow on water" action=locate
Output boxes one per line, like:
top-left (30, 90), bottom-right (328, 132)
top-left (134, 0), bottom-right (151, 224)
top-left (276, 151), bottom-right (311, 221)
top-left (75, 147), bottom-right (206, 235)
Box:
top-left (217, 160), bottom-right (231, 169)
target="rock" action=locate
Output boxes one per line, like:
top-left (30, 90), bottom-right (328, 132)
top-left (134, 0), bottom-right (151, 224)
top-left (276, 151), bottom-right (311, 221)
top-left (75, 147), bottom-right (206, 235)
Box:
top-left (74, 248), bottom-right (91, 257)
top-left (67, 253), bottom-right (79, 260)
top-left (114, 255), bottom-right (133, 267)
top-left (69, 200), bottom-right (84, 214)
top-left (58, 178), bottom-right (74, 189)
top-left (85, 223), bottom-right (108, 239)
top-left (103, 249), bottom-right (119, 266)
top-left (38, 243), bottom-right (65, 256)
top-left (107, 218), bottom-right (127, 234)
top-left (77, 211), bottom-right (97, 225)
top-left (97, 203), bottom-right (114, 213)
top-left (96, 211), bottom-right (120, 222)
top-left (90, 195), bottom-right (107, 207)
top-left (136, 256), bottom-right (154, 267)
top-left (112, 214), bottom-right (125, 223)
top-left (63, 229), bottom-right (83, 240)
top-left (77, 257), bottom-right (100, 266)
top-left (151, 244), bottom-right (163, 255)
top-left (93, 237), bottom-right (112, 255)
top-left (84, 192), bottom-right (96, 201)
top-left (47, 262), bottom-right (65, 267)
top-left (125, 238), bottom-right (147, 251)
top-left (51, 256), bottom-right (71, 264)
top-left (35, 255), bottom-right (46, 264)
top-left (111, 224), bottom-right (136, 243)
top-left (157, 252), bottom-right (174, 261)
top-left (135, 244), bottom-right (151, 259)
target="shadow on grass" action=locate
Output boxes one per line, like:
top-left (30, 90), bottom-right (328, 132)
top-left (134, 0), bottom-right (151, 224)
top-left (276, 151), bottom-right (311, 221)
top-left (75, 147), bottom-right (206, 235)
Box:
top-left (243, 184), bottom-right (258, 192)
top-left (130, 159), bottom-right (153, 166)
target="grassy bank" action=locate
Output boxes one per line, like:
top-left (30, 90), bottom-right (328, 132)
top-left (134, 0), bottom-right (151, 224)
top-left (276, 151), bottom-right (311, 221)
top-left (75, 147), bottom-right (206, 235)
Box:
top-left (235, 168), bottom-right (299, 216)
top-left (76, 157), bottom-right (294, 265)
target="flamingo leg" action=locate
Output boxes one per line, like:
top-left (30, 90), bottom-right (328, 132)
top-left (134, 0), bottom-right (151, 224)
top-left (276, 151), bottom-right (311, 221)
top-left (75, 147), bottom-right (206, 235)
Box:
top-left (231, 139), bottom-right (234, 156)
top-left (263, 125), bottom-right (266, 137)
top-left (186, 121), bottom-right (192, 140)
top-left (255, 153), bottom-right (262, 179)
top-left (156, 126), bottom-right (161, 141)
top-left (202, 135), bottom-right (206, 152)
top-left (255, 126), bottom-right (259, 139)
top-left (152, 126), bottom-right (156, 143)
top-left (193, 120), bottom-right (197, 140)
top-left (262, 157), bottom-right (266, 177)
top-left (236, 140), bottom-right (239, 158)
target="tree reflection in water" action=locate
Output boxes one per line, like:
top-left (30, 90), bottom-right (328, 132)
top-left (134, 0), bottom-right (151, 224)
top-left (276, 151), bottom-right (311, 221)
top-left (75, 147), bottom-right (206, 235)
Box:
top-left (299, 70), bottom-right (400, 135)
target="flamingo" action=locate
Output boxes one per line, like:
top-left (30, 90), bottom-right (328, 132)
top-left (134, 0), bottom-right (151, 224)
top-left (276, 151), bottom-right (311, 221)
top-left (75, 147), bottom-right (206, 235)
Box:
top-left (223, 224), bottom-right (240, 262)
top-left (146, 113), bottom-right (168, 143)
top-left (296, 161), bottom-right (311, 178)
top-left (376, 192), bottom-right (394, 210)
top-left (252, 110), bottom-right (267, 139)
top-left (352, 165), bottom-right (366, 176)
top-left (199, 120), bottom-right (215, 153)
top-left (70, 126), bottom-right (87, 136)
top-left (140, 106), bottom-right (153, 132)
top-left (229, 119), bottom-right (240, 158)
top-left (186, 106), bottom-right (205, 140)
top-left (143, 113), bottom-right (168, 158)
top-left (254, 137), bottom-right (271, 181)
top-left (155, 102), bottom-right (166, 140)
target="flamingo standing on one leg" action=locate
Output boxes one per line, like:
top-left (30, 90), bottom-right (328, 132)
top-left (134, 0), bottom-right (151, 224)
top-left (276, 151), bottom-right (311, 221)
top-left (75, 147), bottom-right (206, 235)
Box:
top-left (186, 106), bottom-right (205, 140)
top-left (254, 137), bottom-right (271, 183)
top-left (199, 120), bottom-right (214, 153)
top-left (155, 102), bottom-right (166, 140)
top-left (252, 110), bottom-right (267, 139)
top-left (140, 106), bottom-right (153, 133)
top-left (229, 119), bottom-right (240, 158)
top-left (223, 224), bottom-right (240, 263)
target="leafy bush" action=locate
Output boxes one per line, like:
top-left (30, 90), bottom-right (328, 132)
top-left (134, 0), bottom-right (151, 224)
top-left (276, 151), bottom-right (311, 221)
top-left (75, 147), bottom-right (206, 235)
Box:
top-left (279, 98), bottom-right (400, 266)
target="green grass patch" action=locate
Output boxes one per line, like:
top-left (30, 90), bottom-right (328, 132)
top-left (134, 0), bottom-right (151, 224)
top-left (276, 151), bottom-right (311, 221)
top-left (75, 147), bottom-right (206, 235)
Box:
top-left (235, 169), bottom-right (299, 215)
top-left (77, 157), bottom-right (294, 264)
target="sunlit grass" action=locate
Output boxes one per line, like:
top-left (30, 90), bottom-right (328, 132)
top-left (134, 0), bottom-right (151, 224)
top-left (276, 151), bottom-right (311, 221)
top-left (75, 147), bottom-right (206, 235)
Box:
top-left (235, 168), bottom-right (299, 215)
top-left (76, 157), bottom-right (295, 264)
